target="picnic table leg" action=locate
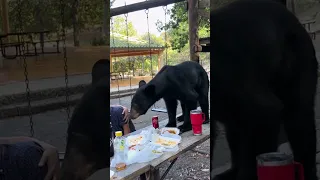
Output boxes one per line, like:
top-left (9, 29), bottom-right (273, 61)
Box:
top-left (40, 33), bottom-right (44, 53)
top-left (148, 168), bottom-right (160, 180)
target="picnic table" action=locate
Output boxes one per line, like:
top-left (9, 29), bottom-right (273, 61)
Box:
top-left (0, 30), bottom-right (60, 59)
top-left (111, 72), bottom-right (122, 80)
top-left (110, 117), bottom-right (210, 180)
top-left (302, 19), bottom-right (316, 31)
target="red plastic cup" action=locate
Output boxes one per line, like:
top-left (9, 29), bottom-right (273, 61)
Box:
top-left (256, 152), bottom-right (304, 180)
top-left (190, 109), bottom-right (205, 135)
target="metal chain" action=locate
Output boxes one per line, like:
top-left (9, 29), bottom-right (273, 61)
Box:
top-left (60, 0), bottom-right (70, 124)
top-left (145, 9), bottom-right (153, 78)
top-left (124, 4), bottom-right (133, 100)
top-left (17, 0), bottom-right (34, 137)
top-left (163, 5), bottom-right (168, 65)
top-left (111, 18), bottom-right (121, 104)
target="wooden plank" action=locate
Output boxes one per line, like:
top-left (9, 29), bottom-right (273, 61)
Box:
top-left (86, 168), bottom-right (110, 180)
top-left (110, 164), bottom-right (151, 180)
top-left (199, 9), bottom-right (209, 19)
top-left (199, 0), bottom-right (209, 9)
top-left (188, 0), bottom-right (200, 63)
top-left (149, 123), bottom-right (210, 168)
top-left (110, 0), bottom-right (185, 17)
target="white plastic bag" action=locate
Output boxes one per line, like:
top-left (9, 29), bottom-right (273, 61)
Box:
top-left (126, 144), bottom-right (164, 164)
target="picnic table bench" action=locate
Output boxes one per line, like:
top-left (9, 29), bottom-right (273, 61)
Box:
top-left (302, 19), bottom-right (316, 31)
top-left (0, 31), bottom-right (61, 59)
top-left (110, 117), bottom-right (210, 180)
top-left (111, 72), bottom-right (122, 80)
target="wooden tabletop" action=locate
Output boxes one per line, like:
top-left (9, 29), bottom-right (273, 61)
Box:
top-left (301, 19), bottom-right (316, 24)
top-left (3, 30), bottom-right (51, 36)
top-left (110, 113), bottom-right (211, 179)
top-left (149, 123), bottom-right (210, 169)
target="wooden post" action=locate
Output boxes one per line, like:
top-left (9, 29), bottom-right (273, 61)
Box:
top-left (1, 0), bottom-right (10, 41)
top-left (157, 51), bottom-right (163, 71)
top-left (188, 0), bottom-right (200, 63)
top-left (110, 54), bottom-right (113, 72)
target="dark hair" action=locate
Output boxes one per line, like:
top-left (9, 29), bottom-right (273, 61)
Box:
top-left (138, 80), bottom-right (146, 88)
top-left (91, 59), bottom-right (110, 85)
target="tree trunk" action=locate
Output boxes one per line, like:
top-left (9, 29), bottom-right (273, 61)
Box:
top-left (103, 0), bottom-right (109, 37)
top-left (72, 0), bottom-right (80, 47)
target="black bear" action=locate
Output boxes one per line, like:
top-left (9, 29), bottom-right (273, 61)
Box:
top-left (210, 0), bottom-right (318, 180)
top-left (60, 59), bottom-right (110, 180)
top-left (130, 61), bottom-right (210, 133)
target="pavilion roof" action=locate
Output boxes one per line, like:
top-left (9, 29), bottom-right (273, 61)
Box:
top-left (110, 32), bottom-right (164, 49)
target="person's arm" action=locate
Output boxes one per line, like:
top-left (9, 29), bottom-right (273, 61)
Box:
top-left (0, 136), bottom-right (40, 145)
top-left (110, 105), bottom-right (124, 108)
top-left (123, 123), bottom-right (131, 135)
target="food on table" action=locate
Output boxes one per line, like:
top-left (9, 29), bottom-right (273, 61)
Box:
top-left (164, 130), bottom-right (176, 134)
top-left (161, 127), bottom-right (179, 135)
top-left (116, 162), bottom-right (127, 171)
top-left (152, 150), bottom-right (162, 154)
top-left (127, 135), bottom-right (144, 146)
top-left (154, 137), bottom-right (178, 147)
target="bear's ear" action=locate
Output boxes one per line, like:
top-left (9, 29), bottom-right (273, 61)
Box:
top-left (139, 80), bottom-right (146, 88)
top-left (144, 84), bottom-right (155, 96)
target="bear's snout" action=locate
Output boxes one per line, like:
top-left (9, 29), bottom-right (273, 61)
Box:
top-left (130, 109), bottom-right (140, 119)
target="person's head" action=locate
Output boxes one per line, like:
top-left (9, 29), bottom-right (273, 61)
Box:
top-left (91, 59), bottom-right (110, 85)
top-left (61, 71), bottom-right (110, 180)
top-left (130, 80), bottom-right (157, 119)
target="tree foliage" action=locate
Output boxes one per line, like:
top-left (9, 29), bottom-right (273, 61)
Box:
top-left (156, 1), bottom-right (210, 51)
top-left (3, 0), bottom-right (103, 35)
top-left (111, 16), bottom-right (137, 36)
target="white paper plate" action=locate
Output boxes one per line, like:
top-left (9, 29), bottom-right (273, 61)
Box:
top-left (110, 170), bottom-right (115, 178)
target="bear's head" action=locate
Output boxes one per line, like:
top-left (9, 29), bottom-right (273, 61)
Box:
top-left (130, 80), bottom-right (156, 119)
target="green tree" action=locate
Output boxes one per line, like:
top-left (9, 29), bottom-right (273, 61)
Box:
top-left (156, 1), bottom-right (210, 51)
top-left (5, 0), bottom-right (103, 46)
top-left (111, 16), bottom-right (137, 36)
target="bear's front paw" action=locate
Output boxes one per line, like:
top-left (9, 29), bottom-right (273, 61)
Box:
top-left (212, 168), bottom-right (237, 180)
top-left (165, 123), bottom-right (177, 128)
top-left (203, 119), bottom-right (210, 124)
top-left (177, 115), bottom-right (184, 122)
top-left (178, 124), bottom-right (192, 133)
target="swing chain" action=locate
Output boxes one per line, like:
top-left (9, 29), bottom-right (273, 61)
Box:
top-left (163, 5), bottom-right (168, 65)
top-left (111, 18), bottom-right (121, 104)
top-left (145, 9), bottom-right (153, 78)
top-left (17, 0), bottom-right (34, 137)
top-left (60, 0), bottom-right (70, 124)
top-left (123, 2), bottom-right (133, 100)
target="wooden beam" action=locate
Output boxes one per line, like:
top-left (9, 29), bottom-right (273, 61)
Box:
top-left (110, 0), bottom-right (185, 17)
top-left (110, 54), bottom-right (113, 72)
top-left (111, 50), bottom-right (162, 57)
top-left (0, 0), bottom-right (10, 37)
top-left (188, 0), bottom-right (200, 63)
top-left (199, 0), bottom-right (209, 9)
top-left (199, 9), bottom-right (209, 19)
top-left (112, 49), bottom-right (164, 53)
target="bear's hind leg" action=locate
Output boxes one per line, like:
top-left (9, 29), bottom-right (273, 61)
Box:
top-left (282, 63), bottom-right (317, 180)
top-left (283, 104), bottom-right (317, 180)
top-left (164, 97), bottom-right (178, 127)
top-left (212, 123), bottom-right (240, 180)
top-left (198, 92), bottom-right (210, 124)
top-left (236, 117), bottom-right (280, 180)
top-left (178, 100), bottom-right (197, 133)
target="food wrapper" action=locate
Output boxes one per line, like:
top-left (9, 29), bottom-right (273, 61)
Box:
top-left (151, 134), bottom-right (181, 149)
top-left (126, 134), bottom-right (148, 147)
top-left (160, 127), bottom-right (181, 141)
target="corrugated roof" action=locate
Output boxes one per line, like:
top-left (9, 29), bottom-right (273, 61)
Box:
top-left (110, 32), bottom-right (164, 48)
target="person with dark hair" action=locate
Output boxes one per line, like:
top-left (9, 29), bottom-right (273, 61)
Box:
top-left (0, 136), bottom-right (60, 180)
top-left (91, 59), bottom-right (109, 85)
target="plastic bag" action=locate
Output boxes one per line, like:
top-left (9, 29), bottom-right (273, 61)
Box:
top-left (110, 144), bottom-right (164, 167)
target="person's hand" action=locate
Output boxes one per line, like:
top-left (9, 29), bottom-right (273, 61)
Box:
top-left (38, 142), bottom-right (60, 180)
top-left (122, 106), bottom-right (130, 123)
